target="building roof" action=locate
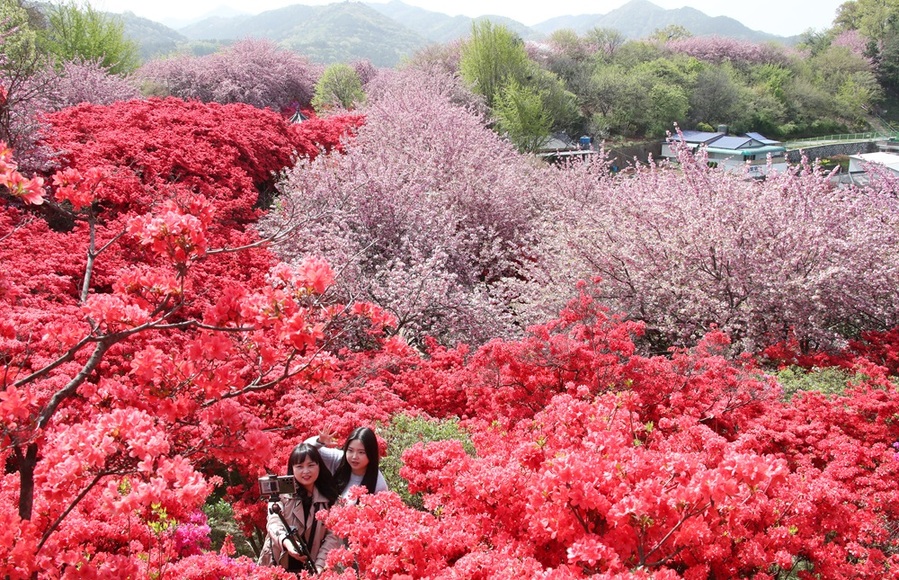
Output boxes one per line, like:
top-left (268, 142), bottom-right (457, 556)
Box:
top-left (670, 130), bottom-right (781, 146)
top-left (706, 145), bottom-right (786, 156)
top-left (671, 130), bottom-right (724, 145)
top-left (709, 135), bottom-right (760, 150)
top-left (745, 132), bottom-right (781, 145)
top-left (537, 132), bottom-right (576, 152)
top-left (849, 152), bottom-right (899, 173)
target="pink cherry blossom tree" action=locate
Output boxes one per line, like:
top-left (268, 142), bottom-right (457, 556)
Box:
top-left (533, 146), bottom-right (899, 352)
top-left (263, 68), bottom-right (545, 346)
top-left (136, 39), bottom-right (321, 112)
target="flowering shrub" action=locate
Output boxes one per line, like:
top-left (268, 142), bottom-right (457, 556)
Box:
top-left (136, 39), bottom-right (321, 112)
top-left (264, 69), bottom-right (540, 346)
top-left (0, 98), bottom-right (372, 577)
top-left (171, 511), bottom-right (212, 557)
top-left (533, 148), bottom-right (899, 352)
top-left (319, 291), bottom-right (899, 578)
top-left (31, 60), bottom-right (141, 111)
top-left (832, 29), bottom-right (873, 64)
top-left (664, 36), bottom-right (793, 66)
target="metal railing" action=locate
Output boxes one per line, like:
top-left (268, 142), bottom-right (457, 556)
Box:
top-left (785, 131), bottom-right (899, 148)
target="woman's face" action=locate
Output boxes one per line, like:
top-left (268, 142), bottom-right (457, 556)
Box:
top-left (292, 457), bottom-right (320, 493)
top-left (345, 440), bottom-right (369, 476)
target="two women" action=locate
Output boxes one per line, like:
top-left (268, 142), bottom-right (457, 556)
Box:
top-left (262, 427), bottom-right (387, 573)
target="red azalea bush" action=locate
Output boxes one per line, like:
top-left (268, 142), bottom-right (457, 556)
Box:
top-left (0, 97), bottom-right (374, 577)
top-left (320, 291), bottom-right (899, 579)
top-left (762, 326), bottom-right (899, 376)
top-left (3, 72), bottom-right (899, 580)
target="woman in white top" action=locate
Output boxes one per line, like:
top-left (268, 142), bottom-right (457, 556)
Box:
top-left (309, 426), bottom-right (388, 498)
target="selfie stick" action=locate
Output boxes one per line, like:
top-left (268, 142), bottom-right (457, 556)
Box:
top-left (269, 502), bottom-right (318, 574)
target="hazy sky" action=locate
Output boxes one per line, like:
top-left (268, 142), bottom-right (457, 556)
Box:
top-left (95, 0), bottom-right (845, 37)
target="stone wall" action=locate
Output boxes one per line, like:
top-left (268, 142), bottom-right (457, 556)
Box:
top-left (786, 141), bottom-right (880, 163)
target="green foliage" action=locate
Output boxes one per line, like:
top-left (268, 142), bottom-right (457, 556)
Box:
top-left (737, 89), bottom-right (787, 136)
top-left (311, 62), bottom-right (365, 113)
top-left (459, 20), bottom-right (580, 146)
top-left (797, 29), bottom-right (836, 57)
top-left (521, 22), bottom-right (887, 140)
top-left (37, 1), bottom-right (139, 74)
top-left (836, 73), bottom-right (883, 123)
top-left (835, 0), bottom-right (863, 31)
top-left (611, 40), bottom-right (665, 69)
top-left (203, 499), bottom-right (255, 558)
top-left (493, 79), bottom-right (551, 153)
top-left (851, 0), bottom-right (899, 51)
top-left (585, 27), bottom-right (626, 61)
top-left (632, 54), bottom-right (702, 87)
top-left (548, 28), bottom-right (586, 61)
top-left (689, 64), bottom-right (745, 126)
top-left (776, 366), bottom-right (855, 400)
top-left (586, 64), bottom-right (635, 120)
top-left (0, 0), bottom-right (40, 74)
top-left (528, 66), bottom-right (580, 133)
top-left (645, 84), bottom-right (690, 136)
top-left (750, 63), bottom-right (791, 104)
top-left (459, 20), bottom-right (530, 107)
top-left (878, 31), bottom-right (899, 91)
top-left (651, 24), bottom-right (692, 42)
top-left (380, 414), bottom-right (474, 509)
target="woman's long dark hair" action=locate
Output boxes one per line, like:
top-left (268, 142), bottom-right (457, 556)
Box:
top-left (286, 443), bottom-right (339, 504)
top-left (334, 427), bottom-right (380, 495)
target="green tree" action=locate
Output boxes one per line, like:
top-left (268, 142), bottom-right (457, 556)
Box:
top-left (852, 0), bottom-right (899, 51)
top-left (651, 24), bottom-right (692, 41)
top-left (0, 0), bottom-right (40, 72)
top-left (836, 73), bottom-right (883, 123)
top-left (584, 64), bottom-right (635, 122)
top-left (750, 63), bottom-right (792, 105)
top-left (37, 1), bottom-right (138, 74)
top-left (610, 40), bottom-right (665, 69)
top-left (645, 83), bottom-right (689, 136)
top-left (835, 0), bottom-right (864, 30)
top-left (547, 28), bottom-right (587, 62)
top-left (493, 79), bottom-right (552, 153)
top-left (584, 27), bottom-right (626, 61)
top-left (797, 28), bottom-right (836, 56)
top-left (528, 66), bottom-right (580, 134)
top-left (0, 0), bottom-right (43, 152)
top-left (459, 20), bottom-right (530, 107)
top-left (688, 64), bottom-right (745, 126)
top-left (310, 62), bottom-right (365, 113)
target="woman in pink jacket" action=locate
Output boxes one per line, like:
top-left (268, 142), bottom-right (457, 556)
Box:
top-left (263, 444), bottom-right (342, 573)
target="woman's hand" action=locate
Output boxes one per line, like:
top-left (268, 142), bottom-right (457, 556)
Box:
top-left (319, 424), bottom-right (337, 447)
top-left (282, 538), bottom-right (307, 562)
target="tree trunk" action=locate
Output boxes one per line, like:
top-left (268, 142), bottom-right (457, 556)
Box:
top-left (16, 443), bottom-right (38, 521)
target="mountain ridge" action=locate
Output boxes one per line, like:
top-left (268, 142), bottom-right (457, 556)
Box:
top-left (120, 0), bottom-right (799, 66)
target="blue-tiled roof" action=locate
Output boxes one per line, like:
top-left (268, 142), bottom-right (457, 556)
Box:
top-left (745, 132), bottom-right (780, 145)
top-left (673, 131), bottom-right (724, 144)
top-left (710, 135), bottom-right (756, 150)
